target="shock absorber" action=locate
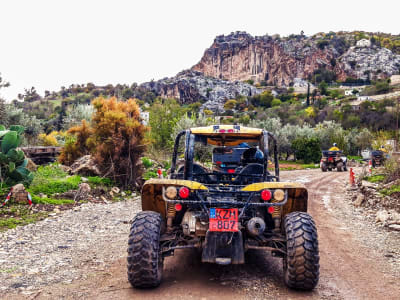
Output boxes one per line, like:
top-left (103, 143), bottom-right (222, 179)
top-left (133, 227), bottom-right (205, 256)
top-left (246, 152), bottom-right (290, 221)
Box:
top-left (271, 189), bottom-right (284, 230)
top-left (166, 202), bottom-right (176, 231)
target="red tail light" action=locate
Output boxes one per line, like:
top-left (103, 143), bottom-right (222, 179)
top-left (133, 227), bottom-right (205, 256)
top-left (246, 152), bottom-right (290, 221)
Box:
top-left (227, 169), bottom-right (235, 174)
top-left (175, 203), bottom-right (182, 211)
top-left (216, 161), bottom-right (222, 165)
top-left (219, 129), bottom-right (226, 133)
top-left (261, 189), bottom-right (271, 201)
top-left (179, 187), bottom-right (190, 199)
top-left (268, 206), bottom-right (275, 214)
top-left (328, 157), bottom-right (333, 162)
top-left (227, 129), bottom-right (234, 133)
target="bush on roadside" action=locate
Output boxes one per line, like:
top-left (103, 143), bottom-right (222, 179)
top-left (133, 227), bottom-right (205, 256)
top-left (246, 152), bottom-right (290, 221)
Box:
top-left (292, 137), bottom-right (321, 163)
top-left (59, 97), bottom-right (148, 188)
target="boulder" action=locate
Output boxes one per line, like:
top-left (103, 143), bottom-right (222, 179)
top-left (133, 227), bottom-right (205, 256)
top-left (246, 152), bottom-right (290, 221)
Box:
top-left (59, 164), bottom-right (72, 174)
top-left (111, 187), bottom-right (120, 194)
top-left (75, 183), bottom-right (91, 201)
top-left (388, 224), bottom-right (400, 231)
top-left (376, 210), bottom-right (390, 224)
top-left (354, 194), bottom-right (365, 207)
top-left (70, 155), bottom-right (101, 176)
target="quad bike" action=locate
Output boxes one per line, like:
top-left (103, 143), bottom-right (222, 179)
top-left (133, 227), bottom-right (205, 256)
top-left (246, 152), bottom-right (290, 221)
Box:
top-left (370, 150), bottom-right (385, 168)
top-left (127, 125), bottom-right (319, 290)
top-left (320, 150), bottom-right (347, 172)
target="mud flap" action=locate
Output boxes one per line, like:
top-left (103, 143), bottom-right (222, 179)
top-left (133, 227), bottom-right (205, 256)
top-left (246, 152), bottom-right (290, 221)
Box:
top-left (202, 231), bottom-right (244, 264)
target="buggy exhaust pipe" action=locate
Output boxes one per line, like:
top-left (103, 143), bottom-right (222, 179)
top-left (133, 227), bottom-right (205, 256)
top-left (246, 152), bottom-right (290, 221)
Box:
top-left (246, 217), bottom-right (266, 237)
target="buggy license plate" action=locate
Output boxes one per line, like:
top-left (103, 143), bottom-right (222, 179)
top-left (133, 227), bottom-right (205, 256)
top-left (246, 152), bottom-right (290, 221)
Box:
top-left (209, 208), bottom-right (238, 232)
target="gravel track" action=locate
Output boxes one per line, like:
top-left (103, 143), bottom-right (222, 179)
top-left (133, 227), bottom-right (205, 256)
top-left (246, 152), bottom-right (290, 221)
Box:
top-left (1, 169), bottom-right (399, 299)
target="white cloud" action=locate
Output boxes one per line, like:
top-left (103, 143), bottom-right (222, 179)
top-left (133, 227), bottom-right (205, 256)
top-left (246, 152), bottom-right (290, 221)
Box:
top-left (0, 0), bottom-right (399, 100)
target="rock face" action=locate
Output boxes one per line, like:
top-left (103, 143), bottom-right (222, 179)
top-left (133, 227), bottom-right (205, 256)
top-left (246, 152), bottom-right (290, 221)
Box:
top-left (340, 46), bottom-right (400, 80)
top-left (192, 31), bottom-right (400, 86)
top-left (140, 70), bottom-right (260, 112)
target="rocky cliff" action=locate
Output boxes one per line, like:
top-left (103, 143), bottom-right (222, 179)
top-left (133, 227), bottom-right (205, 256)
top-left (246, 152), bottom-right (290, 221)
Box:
top-left (192, 31), bottom-right (400, 86)
top-left (140, 70), bottom-right (260, 111)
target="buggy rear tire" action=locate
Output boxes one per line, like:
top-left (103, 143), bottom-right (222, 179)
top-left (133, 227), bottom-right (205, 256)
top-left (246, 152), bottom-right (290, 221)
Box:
top-left (127, 211), bottom-right (163, 288)
top-left (337, 162), bottom-right (343, 172)
top-left (283, 212), bottom-right (319, 290)
top-left (321, 163), bottom-right (327, 172)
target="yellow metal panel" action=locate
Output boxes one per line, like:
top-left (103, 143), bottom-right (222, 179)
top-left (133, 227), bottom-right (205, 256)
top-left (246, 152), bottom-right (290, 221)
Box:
top-left (241, 182), bottom-right (306, 191)
top-left (144, 178), bottom-right (208, 190)
top-left (190, 125), bottom-right (262, 135)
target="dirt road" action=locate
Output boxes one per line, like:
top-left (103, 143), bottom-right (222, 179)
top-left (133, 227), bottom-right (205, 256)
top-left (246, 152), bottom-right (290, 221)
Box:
top-left (5, 169), bottom-right (400, 299)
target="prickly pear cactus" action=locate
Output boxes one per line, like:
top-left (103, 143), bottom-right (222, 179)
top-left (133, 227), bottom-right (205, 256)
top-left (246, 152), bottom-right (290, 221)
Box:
top-left (0, 125), bottom-right (33, 186)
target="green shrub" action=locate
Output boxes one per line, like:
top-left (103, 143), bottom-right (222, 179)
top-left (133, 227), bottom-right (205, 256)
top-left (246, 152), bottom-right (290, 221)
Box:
top-left (143, 170), bottom-right (158, 180)
top-left (141, 157), bottom-right (153, 168)
top-left (0, 125), bottom-right (33, 186)
top-left (292, 137), bottom-right (321, 164)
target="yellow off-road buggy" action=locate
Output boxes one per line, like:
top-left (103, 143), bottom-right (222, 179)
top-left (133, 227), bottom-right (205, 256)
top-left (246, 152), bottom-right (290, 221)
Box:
top-left (127, 125), bottom-right (319, 290)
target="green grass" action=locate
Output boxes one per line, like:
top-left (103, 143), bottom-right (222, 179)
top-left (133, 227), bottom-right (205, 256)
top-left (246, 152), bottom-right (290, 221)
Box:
top-left (87, 176), bottom-right (113, 186)
top-left (29, 175), bottom-right (81, 195)
top-left (0, 205), bottom-right (49, 231)
top-left (380, 184), bottom-right (400, 196)
top-left (31, 195), bottom-right (75, 205)
top-left (29, 164), bottom-right (81, 195)
top-left (365, 174), bottom-right (385, 183)
top-left (348, 155), bottom-right (363, 162)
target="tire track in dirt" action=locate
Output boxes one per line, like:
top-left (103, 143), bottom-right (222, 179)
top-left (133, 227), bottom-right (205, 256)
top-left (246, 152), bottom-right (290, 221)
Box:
top-left (304, 170), bottom-right (400, 300)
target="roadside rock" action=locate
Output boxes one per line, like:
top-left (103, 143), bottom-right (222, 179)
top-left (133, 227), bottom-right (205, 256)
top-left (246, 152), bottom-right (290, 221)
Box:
top-left (75, 183), bottom-right (91, 201)
top-left (70, 155), bottom-right (101, 176)
top-left (354, 193), bottom-right (365, 207)
top-left (376, 210), bottom-right (390, 224)
top-left (59, 165), bottom-right (72, 174)
top-left (388, 224), bottom-right (400, 231)
top-left (111, 187), bottom-right (120, 194)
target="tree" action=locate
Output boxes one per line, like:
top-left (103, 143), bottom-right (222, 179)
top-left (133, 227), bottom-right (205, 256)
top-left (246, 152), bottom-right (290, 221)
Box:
top-left (0, 73), bottom-right (10, 90)
top-left (292, 137), bottom-right (321, 163)
top-left (149, 98), bottom-right (185, 149)
top-left (0, 98), bottom-right (6, 124)
top-left (271, 98), bottom-right (282, 107)
top-left (63, 104), bottom-right (94, 130)
top-left (318, 81), bottom-right (328, 95)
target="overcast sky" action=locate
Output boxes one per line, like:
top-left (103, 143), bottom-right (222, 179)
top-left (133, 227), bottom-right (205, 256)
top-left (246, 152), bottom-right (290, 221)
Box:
top-left (0, 0), bottom-right (399, 101)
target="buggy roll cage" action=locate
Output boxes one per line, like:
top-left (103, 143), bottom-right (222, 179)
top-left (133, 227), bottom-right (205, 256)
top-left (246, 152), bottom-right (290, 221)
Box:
top-left (170, 129), bottom-right (280, 182)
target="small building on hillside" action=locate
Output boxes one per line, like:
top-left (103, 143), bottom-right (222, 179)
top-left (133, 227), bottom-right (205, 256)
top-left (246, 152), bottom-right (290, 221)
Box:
top-left (356, 39), bottom-right (371, 48)
top-left (357, 95), bottom-right (374, 101)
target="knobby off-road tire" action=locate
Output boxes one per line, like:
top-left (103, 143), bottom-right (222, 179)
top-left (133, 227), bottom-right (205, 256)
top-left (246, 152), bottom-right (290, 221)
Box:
top-left (321, 163), bottom-right (327, 172)
top-left (283, 212), bottom-right (320, 290)
top-left (337, 162), bottom-right (343, 172)
top-left (127, 211), bottom-right (163, 288)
